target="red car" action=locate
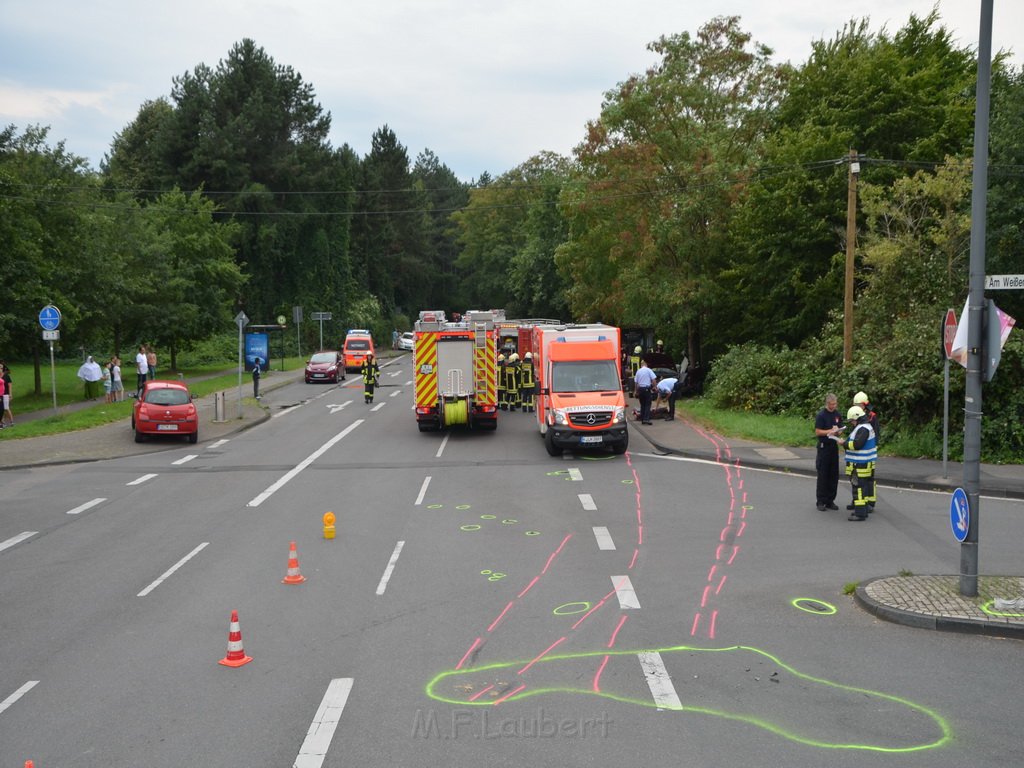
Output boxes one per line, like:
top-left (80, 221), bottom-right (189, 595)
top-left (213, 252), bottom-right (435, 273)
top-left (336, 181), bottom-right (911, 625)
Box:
top-left (305, 350), bottom-right (345, 383)
top-left (132, 380), bottom-right (199, 444)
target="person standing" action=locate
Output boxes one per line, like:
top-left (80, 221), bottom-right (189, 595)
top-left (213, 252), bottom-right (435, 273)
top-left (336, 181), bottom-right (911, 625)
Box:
top-left (111, 357), bottom-right (124, 402)
top-left (850, 391), bottom-right (880, 510)
top-left (146, 345), bottom-right (158, 380)
top-left (0, 361), bottom-right (13, 427)
top-left (0, 370), bottom-right (6, 429)
top-left (633, 357), bottom-right (656, 425)
top-left (102, 358), bottom-right (113, 403)
top-left (135, 345), bottom-right (149, 396)
top-left (843, 405), bottom-right (878, 520)
top-left (77, 356), bottom-right (103, 400)
top-left (252, 356), bottom-right (262, 399)
top-left (496, 354), bottom-right (507, 410)
top-left (519, 351), bottom-right (536, 413)
top-left (505, 353), bottom-right (522, 411)
top-left (361, 352), bottom-right (380, 403)
top-left (814, 393), bottom-right (844, 511)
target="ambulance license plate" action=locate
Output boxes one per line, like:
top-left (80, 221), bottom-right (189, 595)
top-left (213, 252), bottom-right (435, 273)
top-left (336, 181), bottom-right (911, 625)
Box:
top-left (580, 435), bottom-right (602, 444)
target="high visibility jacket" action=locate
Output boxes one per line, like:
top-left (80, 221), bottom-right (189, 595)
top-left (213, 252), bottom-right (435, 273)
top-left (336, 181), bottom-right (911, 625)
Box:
top-left (361, 360), bottom-right (380, 385)
top-left (520, 361), bottom-right (535, 389)
top-left (845, 423), bottom-right (877, 465)
top-left (504, 362), bottom-right (521, 391)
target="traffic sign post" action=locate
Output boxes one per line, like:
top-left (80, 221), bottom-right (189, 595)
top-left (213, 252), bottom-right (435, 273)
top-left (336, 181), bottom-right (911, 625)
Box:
top-left (235, 311), bottom-right (249, 418)
top-left (941, 308), bottom-right (957, 478)
top-left (311, 311), bottom-right (332, 351)
top-left (39, 305), bottom-right (62, 411)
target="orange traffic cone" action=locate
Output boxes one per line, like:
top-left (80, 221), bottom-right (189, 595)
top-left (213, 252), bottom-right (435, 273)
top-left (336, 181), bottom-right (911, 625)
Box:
top-left (282, 540), bottom-right (306, 584)
top-left (25, 761), bottom-right (35, 768)
top-left (218, 609), bottom-right (253, 667)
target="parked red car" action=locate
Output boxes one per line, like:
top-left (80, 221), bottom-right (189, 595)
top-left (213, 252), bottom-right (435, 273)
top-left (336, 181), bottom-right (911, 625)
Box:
top-left (132, 380), bottom-right (199, 443)
top-left (305, 350), bottom-right (345, 383)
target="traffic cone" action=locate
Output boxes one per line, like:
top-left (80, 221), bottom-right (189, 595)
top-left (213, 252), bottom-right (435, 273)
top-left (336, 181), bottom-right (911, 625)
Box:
top-left (282, 540), bottom-right (306, 584)
top-left (25, 761), bottom-right (35, 768)
top-left (218, 609), bottom-right (253, 667)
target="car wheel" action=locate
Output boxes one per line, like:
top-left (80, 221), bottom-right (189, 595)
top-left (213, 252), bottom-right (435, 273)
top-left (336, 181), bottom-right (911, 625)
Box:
top-left (134, 429), bottom-right (145, 443)
top-left (544, 428), bottom-right (560, 456)
top-left (188, 430), bottom-right (198, 444)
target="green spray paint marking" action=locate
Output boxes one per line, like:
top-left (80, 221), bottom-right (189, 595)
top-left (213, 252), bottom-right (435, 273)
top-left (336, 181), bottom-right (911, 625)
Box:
top-left (525, 531), bottom-right (541, 536)
top-left (456, 504), bottom-right (472, 510)
top-left (480, 570), bottom-right (507, 582)
top-left (501, 519), bottom-right (518, 525)
top-left (981, 601), bottom-right (1024, 618)
top-left (480, 515), bottom-right (497, 520)
top-left (425, 644), bottom-right (951, 753)
top-left (791, 598), bottom-right (837, 615)
top-left (460, 524), bottom-right (481, 532)
top-left (552, 602), bottom-right (591, 615)
top-left (427, 504), bottom-right (444, 509)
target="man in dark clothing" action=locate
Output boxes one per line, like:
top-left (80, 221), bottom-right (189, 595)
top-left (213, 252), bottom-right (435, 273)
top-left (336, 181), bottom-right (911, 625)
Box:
top-left (814, 393), bottom-right (844, 511)
top-left (361, 353), bottom-right (380, 403)
top-left (252, 357), bottom-right (262, 399)
top-left (633, 358), bottom-right (656, 425)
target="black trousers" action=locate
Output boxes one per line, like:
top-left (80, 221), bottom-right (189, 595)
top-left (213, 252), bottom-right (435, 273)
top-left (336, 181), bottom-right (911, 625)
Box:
top-left (637, 387), bottom-right (653, 422)
top-left (815, 443), bottom-right (839, 504)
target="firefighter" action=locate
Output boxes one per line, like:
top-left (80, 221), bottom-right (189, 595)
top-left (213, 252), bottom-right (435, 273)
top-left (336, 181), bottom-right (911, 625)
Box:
top-left (519, 351), bottom-right (536, 412)
top-left (843, 405), bottom-right (877, 521)
top-left (850, 391), bottom-right (880, 511)
top-left (629, 345), bottom-right (642, 377)
top-left (497, 353), bottom-right (507, 410)
top-left (505, 352), bottom-right (522, 411)
top-left (361, 352), bottom-right (380, 404)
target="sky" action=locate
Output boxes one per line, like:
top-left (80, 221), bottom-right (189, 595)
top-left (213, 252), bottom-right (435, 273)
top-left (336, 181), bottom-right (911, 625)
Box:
top-left (1, 1), bottom-right (1021, 183)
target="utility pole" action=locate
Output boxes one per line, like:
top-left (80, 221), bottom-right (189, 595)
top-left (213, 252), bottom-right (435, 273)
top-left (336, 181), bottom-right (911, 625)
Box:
top-left (961, 0), bottom-right (994, 598)
top-left (843, 149), bottom-right (859, 365)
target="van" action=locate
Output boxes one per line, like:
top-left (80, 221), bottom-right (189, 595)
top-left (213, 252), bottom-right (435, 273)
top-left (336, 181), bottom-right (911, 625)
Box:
top-left (343, 333), bottom-right (375, 372)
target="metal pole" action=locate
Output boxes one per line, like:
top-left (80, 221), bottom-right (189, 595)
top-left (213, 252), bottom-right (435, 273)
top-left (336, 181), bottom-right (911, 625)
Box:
top-left (238, 325), bottom-right (244, 419)
top-left (843, 148), bottom-right (858, 365)
top-left (942, 357), bottom-right (950, 478)
top-left (49, 341), bottom-right (57, 411)
top-left (960, 0), bottom-right (993, 598)
top-left (319, 318), bottom-right (324, 351)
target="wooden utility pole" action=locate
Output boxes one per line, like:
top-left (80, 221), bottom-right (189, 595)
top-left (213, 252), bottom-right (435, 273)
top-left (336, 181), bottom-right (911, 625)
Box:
top-left (843, 149), bottom-right (859, 365)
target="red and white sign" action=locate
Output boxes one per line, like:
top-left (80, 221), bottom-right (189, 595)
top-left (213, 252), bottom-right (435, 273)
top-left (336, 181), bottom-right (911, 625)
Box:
top-left (943, 308), bottom-right (958, 360)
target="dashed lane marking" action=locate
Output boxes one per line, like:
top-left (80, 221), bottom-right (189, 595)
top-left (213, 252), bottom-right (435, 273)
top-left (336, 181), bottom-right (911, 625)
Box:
top-left (137, 542), bottom-right (209, 597)
top-left (66, 498), bottom-right (106, 515)
top-left (172, 455), bottom-right (197, 465)
top-left (126, 473), bottom-right (157, 486)
top-left (293, 677), bottom-right (354, 768)
top-left (611, 575), bottom-right (641, 609)
top-left (375, 541), bottom-right (405, 595)
top-left (637, 652), bottom-right (682, 710)
top-left (0, 681), bottom-right (39, 716)
top-left (0, 532), bottom-right (37, 553)
top-left (593, 526), bottom-right (616, 550)
top-left (578, 493), bottom-right (597, 511)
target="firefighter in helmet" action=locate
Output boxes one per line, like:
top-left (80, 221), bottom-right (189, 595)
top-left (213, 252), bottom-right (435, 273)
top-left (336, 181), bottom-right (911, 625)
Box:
top-left (843, 404), bottom-right (877, 521)
top-left (519, 351), bottom-right (536, 412)
top-left (361, 352), bottom-right (381, 404)
top-left (505, 352), bottom-right (522, 411)
top-left (497, 353), bottom-right (507, 410)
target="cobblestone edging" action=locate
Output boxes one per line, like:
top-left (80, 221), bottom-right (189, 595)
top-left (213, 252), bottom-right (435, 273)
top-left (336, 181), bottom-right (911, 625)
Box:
top-left (856, 575), bottom-right (1024, 639)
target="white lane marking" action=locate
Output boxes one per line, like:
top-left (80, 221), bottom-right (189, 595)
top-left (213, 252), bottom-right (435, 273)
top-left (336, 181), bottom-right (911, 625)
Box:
top-left (0, 681), bottom-right (39, 715)
top-left (578, 493), bottom-right (597, 511)
top-left (637, 652), bottom-right (681, 710)
top-left (415, 476), bottom-right (432, 506)
top-left (66, 498), bottom-right (106, 515)
top-left (172, 455), bottom-right (197, 465)
top-left (1, 532), bottom-right (38, 552)
top-left (137, 542), bottom-right (209, 597)
top-left (127, 473), bottom-right (158, 486)
top-left (248, 421), bottom-right (363, 507)
top-left (389, 390), bottom-right (401, 397)
top-left (568, 467), bottom-right (583, 482)
top-left (326, 402), bottom-right (351, 415)
top-left (375, 541), bottom-right (405, 595)
top-left (435, 433), bottom-right (450, 459)
top-left (388, 370), bottom-right (401, 377)
top-left (371, 402), bottom-right (385, 412)
top-left (293, 677), bottom-right (354, 768)
top-left (593, 526), bottom-right (616, 550)
top-left (611, 575), bottom-right (641, 609)
top-left (208, 439), bottom-right (230, 449)
top-left (404, 380), bottom-right (414, 386)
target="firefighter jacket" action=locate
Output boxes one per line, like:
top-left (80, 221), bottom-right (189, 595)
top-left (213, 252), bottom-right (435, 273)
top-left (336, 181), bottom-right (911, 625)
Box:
top-left (844, 422), bottom-right (877, 466)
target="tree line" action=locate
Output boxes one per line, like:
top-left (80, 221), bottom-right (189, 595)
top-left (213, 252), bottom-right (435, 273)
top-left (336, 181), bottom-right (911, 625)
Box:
top-left (2, 12), bottom-right (1022, 458)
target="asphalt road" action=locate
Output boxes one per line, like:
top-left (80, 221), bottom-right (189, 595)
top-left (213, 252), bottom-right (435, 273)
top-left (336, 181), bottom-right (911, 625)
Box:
top-left (2, 356), bottom-right (1023, 767)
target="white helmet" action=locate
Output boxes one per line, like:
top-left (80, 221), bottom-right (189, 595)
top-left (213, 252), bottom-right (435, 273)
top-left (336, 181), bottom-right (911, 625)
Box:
top-left (853, 391), bottom-right (870, 406)
top-left (847, 405), bottom-right (866, 421)
top-left (498, 353), bottom-right (505, 362)
top-left (524, 351), bottom-right (532, 360)
top-left (510, 353), bottom-right (519, 362)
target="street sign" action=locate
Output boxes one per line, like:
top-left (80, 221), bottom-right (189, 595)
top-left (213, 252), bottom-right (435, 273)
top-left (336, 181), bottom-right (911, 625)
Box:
top-left (943, 308), bottom-right (957, 359)
top-left (39, 305), bottom-right (61, 331)
top-left (42, 330), bottom-right (60, 341)
top-left (235, 311), bottom-right (249, 330)
top-left (985, 274), bottom-right (1024, 290)
top-left (311, 311), bottom-right (332, 321)
top-left (293, 305), bottom-right (303, 324)
top-left (950, 487), bottom-right (970, 543)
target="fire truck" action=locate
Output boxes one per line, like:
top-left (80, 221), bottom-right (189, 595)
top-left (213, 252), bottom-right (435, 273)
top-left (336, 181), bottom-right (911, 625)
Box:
top-left (413, 310), bottom-right (499, 432)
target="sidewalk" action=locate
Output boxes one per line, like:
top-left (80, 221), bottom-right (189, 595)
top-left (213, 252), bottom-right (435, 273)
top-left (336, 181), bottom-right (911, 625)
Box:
top-left (632, 409), bottom-right (1024, 640)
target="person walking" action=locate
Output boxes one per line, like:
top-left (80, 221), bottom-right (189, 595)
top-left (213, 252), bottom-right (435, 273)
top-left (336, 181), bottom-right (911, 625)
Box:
top-left (135, 345), bottom-right (149, 397)
top-left (519, 351), bottom-right (536, 413)
top-left (77, 356), bottom-right (104, 400)
top-left (814, 393), bottom-right (844, 511)
top-left (361, 352), bottom-right (380, 403)
top-left (633, 357), bottom-right (656, 425)
top-left (252, 356), bottom-right (262, 399)
top-left (0, 361), bottom-right (13, 427)
top-left (843, 404), bottom-right (878, 520)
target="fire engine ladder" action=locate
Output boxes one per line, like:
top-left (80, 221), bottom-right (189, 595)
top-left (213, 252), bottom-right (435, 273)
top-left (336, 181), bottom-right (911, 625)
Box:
top-left (473, 322), bottom-right (488, 396)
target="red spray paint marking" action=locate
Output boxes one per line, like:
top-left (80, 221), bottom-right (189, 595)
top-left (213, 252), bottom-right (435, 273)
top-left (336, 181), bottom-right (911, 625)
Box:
top-left (469, 684), bottom-right (494, 702)
top-left (487, 601), bottom-right (515, 633)
top-left (592, 654), bottom-right (612, 693)
top-left (493, 684), bottom-right (526, 705)
top-left (518, 636), bottom-right (568, 675)
top-left (456, 636), bottom-right (483, 670)
top-left (517, 576), bottom-right (540, 599)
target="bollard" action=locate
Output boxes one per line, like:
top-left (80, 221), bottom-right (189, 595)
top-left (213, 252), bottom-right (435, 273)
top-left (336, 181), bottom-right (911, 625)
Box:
top-left (213, 391), bottom-right (226, 422)
top-left (323, 511), bottom-right (336, 540)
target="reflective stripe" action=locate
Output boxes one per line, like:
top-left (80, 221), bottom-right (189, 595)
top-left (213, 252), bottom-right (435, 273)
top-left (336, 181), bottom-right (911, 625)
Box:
top-left (845, 424), bottom-right (877, 464)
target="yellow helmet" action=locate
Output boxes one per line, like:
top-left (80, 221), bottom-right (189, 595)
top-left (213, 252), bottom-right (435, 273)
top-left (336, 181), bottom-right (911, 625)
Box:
top-left (847, 405), bottom-right (866, 421)
top-left (853, 391), bottom-right (870, 406)
top-left (634, 345), bottom-right (642, 354)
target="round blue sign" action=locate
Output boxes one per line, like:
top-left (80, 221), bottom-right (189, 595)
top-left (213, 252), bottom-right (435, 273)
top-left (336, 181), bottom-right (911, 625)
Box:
top-left (950, 487), bottom-right (970, 542)
top-left (39, 305), bottom-right (61, 331)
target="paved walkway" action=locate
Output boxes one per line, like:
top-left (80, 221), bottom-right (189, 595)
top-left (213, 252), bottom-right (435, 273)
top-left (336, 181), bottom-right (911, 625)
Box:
top-left (1, 374), bottom-right (1021, 639)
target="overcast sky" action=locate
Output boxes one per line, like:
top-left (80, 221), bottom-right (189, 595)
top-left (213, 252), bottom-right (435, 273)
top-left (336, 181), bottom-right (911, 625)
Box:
top-left (1, 1), bottom-right (1020, 182)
